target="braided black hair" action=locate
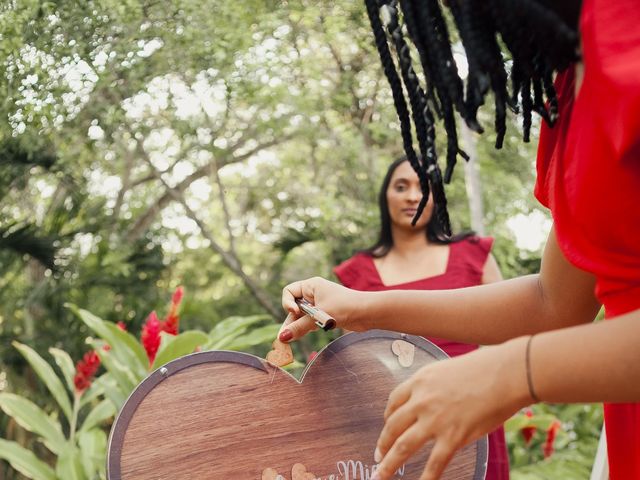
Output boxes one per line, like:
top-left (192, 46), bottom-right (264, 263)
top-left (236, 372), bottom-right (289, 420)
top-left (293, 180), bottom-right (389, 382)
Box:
top-left (364, 0), bottom-right (580, 235)
top-left (382, 1), bottom-right (451, 235)
top-left (364, 0), bottom-right (430, 221)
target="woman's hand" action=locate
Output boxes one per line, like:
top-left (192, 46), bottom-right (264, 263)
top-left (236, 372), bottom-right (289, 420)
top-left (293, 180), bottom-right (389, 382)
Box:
top-left (279, 277), bottom-right (369, 342)
top-left (372, 338), bottom-right (533, 480)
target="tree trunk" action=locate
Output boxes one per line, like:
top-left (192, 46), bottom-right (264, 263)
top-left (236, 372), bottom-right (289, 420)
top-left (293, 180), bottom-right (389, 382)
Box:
top-left (461, 123), bottom-right (486, 236)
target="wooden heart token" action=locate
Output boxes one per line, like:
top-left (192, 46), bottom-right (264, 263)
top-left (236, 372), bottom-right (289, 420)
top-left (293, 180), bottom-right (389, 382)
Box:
top-left (266, 339), bottom-right (294, 367)
top-left (261, 467), bottom-right (281, 480)
top-left (391, 339), bottom-right (415, 367)
top-left (291, 463), bottom-right (316, 480)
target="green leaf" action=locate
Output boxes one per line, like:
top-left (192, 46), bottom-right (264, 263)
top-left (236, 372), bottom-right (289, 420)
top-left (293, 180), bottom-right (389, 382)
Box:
top-left (103, 321), bottom-right (148, 376)
top-left (505, 413), bottom-right (557, 432)
top-left (206, 314), bottom-right (271, 349)
top-left (0, 393), bottom-right (65, 455)
top-left (68, 305), bottom-right (148, 380)
top-left (78, 429), bottom-right (107, 480)
top-left (79, 375), bottom-right (106, 408)
top-left (0, 439), bottom-right (57, 480)
top-left (92, 374), bottom-right (127, 411)
top-left (79, 399), bottom-right (116, 434)
top-left (151, 330), bottom-right (208, 370)
top-left (282, 359), bottom-right (305, 371)
top-left (89, 343), bottom-right (138, 395)
top-left (56, 443), bottom-right (84, 480)
top-left (222, 324), bottom-right (280, 351)
top-left (527, 414), bottom-right (559, 430)
top-left (504, 414), bottom-right (529, 432)
top-left (49, 347), bottom-right (76, 393)
top-left (12, 341), bottom-right (73, 421)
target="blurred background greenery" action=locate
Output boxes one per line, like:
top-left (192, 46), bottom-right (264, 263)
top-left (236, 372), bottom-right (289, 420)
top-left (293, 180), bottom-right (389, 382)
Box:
top-left (0, 1), bottom-right (601, 478)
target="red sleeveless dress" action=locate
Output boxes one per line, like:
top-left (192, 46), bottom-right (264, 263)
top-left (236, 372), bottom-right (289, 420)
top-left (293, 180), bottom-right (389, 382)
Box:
top-left (334, 237), bottom-right (509, 479)
top-left (535, 1), bottom-right (640, 477)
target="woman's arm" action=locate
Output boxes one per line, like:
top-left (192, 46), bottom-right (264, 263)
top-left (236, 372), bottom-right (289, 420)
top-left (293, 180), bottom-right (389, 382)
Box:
top-left (362, 227), bottom-right (600, 343)
top-left (281, 226), bottom-right (601, 344)
top-left (529, 307), bottom-right (640, 402)
top-left (371, 308), bottom-right (640, 480)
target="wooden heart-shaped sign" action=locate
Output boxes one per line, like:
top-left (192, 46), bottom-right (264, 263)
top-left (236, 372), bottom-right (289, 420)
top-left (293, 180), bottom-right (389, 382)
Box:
top-left (107, 331), bottom-right (487, 479)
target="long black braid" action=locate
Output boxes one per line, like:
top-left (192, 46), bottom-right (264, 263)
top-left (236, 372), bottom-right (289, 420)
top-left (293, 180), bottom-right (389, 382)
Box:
top-left (382, 1), bottom-right (451, 235)
top-left (364, 0), bottom-right (580, 234)
top-left (364, 0), bottom-right (433, 225)
top-left (412, 0), bottom-right (470, 183)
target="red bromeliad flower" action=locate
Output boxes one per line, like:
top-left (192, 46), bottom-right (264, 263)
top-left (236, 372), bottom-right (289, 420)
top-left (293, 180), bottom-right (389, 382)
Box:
top-left (141, 311), bottom-right (161, 365)
top-left (140, 287), bottom-right (185, 365)
top-left (162, 286), bottom-right (183, 336)
top-left (520, 408), bottom-right (536, 446)
top-left (171, 286), bottom-right (184, 308)
top-left (543, 420), bottom-right (562, 458)
top-left (73, 350), bottom-right (101, 393)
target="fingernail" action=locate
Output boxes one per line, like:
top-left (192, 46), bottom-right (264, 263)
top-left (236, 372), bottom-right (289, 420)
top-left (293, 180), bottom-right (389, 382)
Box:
top-left (370, 473), bottom-right (380, 480)
top-left (374, 447), bottom-right (382, 463)
top-left (279, 329), bottom-right (293, 342)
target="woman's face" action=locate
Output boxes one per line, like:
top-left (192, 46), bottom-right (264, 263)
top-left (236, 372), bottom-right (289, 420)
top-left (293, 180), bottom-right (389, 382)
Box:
top-left (385, 161), bottom-right (433, 230)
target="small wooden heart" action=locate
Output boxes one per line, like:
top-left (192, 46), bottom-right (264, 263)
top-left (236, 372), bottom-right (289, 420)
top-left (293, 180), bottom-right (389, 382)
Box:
top-left (262, 467), bottom-right (281, 480)
top-left (292, 463), bottom-right (317, 480)
top-left (261, 463), bottom-right (316, 480)
top-left (108, 331), bottom-right (486, 479)
top-left (266, 338), bottom-right (294, 367)
top-left (391, 339), bottom-right (415, 368)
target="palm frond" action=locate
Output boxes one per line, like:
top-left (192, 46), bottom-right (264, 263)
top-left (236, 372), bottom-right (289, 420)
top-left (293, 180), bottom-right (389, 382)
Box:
top-left (0, 223), bottom-right (57, 270)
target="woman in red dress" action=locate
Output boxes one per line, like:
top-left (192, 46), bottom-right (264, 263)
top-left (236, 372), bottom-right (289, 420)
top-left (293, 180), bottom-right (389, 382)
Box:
top-left (334, 157), bottom-right (509, 479)
top-left (279, 1), bottom-right (640, 478)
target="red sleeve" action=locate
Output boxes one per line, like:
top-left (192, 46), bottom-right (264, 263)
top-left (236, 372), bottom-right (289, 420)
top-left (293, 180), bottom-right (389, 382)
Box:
top-left (582, 0), bottom-right (640, 164)
top-left (532, 0), bottom-right (640, 318)
top-left (534, 68), bottom-right (576, 210)
top-left (470, 236), bottom-right (494, 272)
top-left (333, 254), bottom-right (365, 289)
top-left (456, 236), bottom-right (494, 282)
top-left (536, 0), bottom-right (640, 212)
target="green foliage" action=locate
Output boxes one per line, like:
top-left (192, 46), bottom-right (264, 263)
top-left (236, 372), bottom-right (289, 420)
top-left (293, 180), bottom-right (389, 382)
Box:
top-left (0, 394), bottom-right (65, 454)
top-left (0, 303), bottom-right (279, 479)
top-left (0, 342), bottom-right (112, 480)
top-left (507, 404), bottom-right (603, 479)
top-left (151, 330), bottom-right (208, 370)
top-left (0, 439), bottom-right (56, 480)
top-left (68, 306), bottom-right (147, 379)
top-left (11, 343), bottom-right (72, 421)
top-left (205, 314), bottom-right (274, 349)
